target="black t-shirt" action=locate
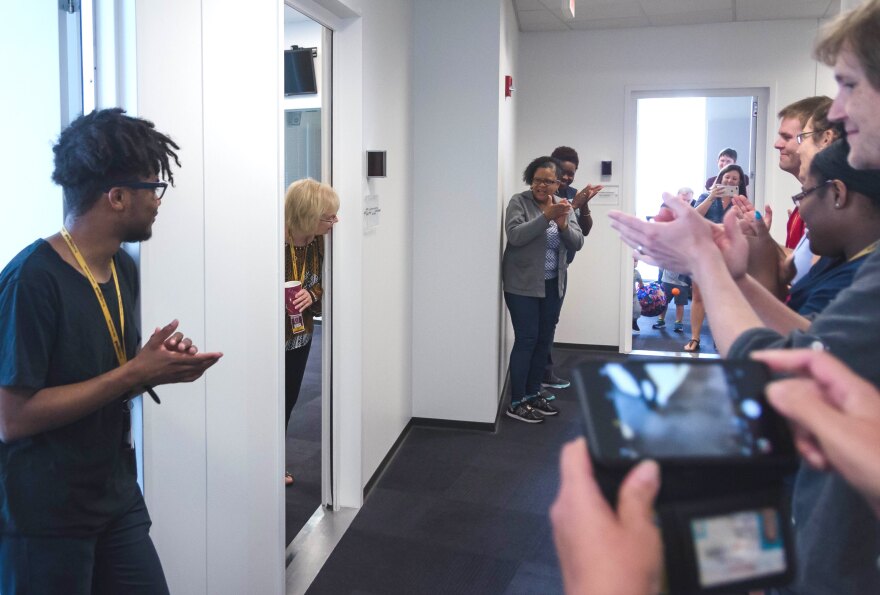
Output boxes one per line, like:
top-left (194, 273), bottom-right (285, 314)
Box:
top-left (0, 240), bottom-right (143, 536)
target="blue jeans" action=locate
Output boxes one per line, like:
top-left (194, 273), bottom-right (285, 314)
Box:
top-left (505, 278), bottom-right (563, 405)
top-left (0, 497), bottom-right (169, 595)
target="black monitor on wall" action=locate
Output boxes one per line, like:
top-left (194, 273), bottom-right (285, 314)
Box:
top-left (284, 47), bottom-right (317, 96)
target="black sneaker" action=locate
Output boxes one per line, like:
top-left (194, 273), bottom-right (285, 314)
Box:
top-left (506, 403), bottom-right (545, 424)
top-left (632, 320), bottom-right (640, 334)
top-left (529, 396), bottom-right (559, 416)
top-left (541, 373), bottom-right (571, 389)
top-left (651, 319), bottom-right (666, 329)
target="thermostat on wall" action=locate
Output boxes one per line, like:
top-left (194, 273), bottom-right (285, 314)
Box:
top-left (367, 151), bottom-right (386, 178)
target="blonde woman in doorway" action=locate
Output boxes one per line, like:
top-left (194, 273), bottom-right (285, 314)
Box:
top-left (284, 178), bottom-right (339, 485)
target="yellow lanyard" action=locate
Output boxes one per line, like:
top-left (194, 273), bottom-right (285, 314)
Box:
top-left (60, 227), bottom-right (127, 366)
top-left (289, 243), bottom-right (307, 283)
top-left (849, 240), bottom-right (880, 263)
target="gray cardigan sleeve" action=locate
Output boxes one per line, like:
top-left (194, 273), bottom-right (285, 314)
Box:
top-left (559, 209), bottom-right (584, 253)
top-left (505, 194), bottom-right (550, 247)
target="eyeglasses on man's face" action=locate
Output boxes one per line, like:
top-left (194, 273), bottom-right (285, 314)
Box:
top-left (791, 180), bottom-right (832, 206)
top-left (106, 181), bottom-right (169, 200)
top-left (796, 129), bottom-right (825, 144)
top-left (532, 178), bottom-right (560, 187)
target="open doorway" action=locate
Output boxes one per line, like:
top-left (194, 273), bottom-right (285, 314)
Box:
top-left (626, 89), bottom-right (768, 357)
top-left (282, 4), bottom-right (333, 546)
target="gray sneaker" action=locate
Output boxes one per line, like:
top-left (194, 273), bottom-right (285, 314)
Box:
top-left (541, 373), bottom-right (571, 389)
top-left (529, 396), bottom-right (559, 416)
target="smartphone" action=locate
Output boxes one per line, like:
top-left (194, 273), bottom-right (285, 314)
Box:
top-left (572, 359), bottom-right (798, 594)
top-left (571, 359), bottom-right (795, 465)
top-left (718, 185), bottom-right (739, 198)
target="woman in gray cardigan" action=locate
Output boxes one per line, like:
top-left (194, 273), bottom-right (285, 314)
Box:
top-left (502, 156), bottom-right (584, 423)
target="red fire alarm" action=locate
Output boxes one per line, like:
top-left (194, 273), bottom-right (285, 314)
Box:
top-left (504, 75), bottom-right (514, 98)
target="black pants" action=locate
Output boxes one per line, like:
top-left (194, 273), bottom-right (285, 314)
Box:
top-left (285, 340), bottom-right (313, 430)
top-left (0, 498), bottom-right (169, 595)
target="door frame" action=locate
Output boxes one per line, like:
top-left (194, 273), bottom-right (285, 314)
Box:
top-left (283, 0), bottom-right (363, 512)
top-left (620, 85), bottom-right (771, 355)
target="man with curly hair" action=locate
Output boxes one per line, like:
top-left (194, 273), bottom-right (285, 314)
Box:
top-left (0, 109), bottom-right (222, 594)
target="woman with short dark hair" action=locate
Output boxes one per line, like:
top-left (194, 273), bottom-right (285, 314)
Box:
top-left (502, 157), bottom-right (584, 423)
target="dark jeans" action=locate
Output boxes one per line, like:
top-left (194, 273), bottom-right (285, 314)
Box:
top-left (285, 339), bottom-right (313, 430)
top-left (0, 498), bottom-right (169, 595)
top-left (545, 284), bottom-right (567, 376)
top-left (505, 278), bottom-right (563, 404)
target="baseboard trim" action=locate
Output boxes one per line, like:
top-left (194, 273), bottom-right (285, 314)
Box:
top-left (362, 418), bottom-right (414, 500)
top-left (362, 406), bottom-right (505, 500)
top-left (410, 416), bottom-right (496, 432)
top-left (554, 342), bottom-right (618, 352)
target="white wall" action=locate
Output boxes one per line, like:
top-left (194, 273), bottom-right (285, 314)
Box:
top-left (705, 96), bottom-right (754, 186)
top-left (137, 1), bottom-right (284, 594)
top-left (359, 0), bottom-right (416, 484)
top-left (0, 3), bottom-right (63, 267)
top-left (517, 19), bottom-right (836, 348)
top-left (499, 0), bottom-right (520, 387)
top-left (411, 0), bottom-right (508, 423)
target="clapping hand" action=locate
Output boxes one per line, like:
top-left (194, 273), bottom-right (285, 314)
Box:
top-left (572, 184), bottom-right (603, 211)
top-left (132, 320), bottom-right (223, 388)
top-left (544, 200), bottom-right (572, 227)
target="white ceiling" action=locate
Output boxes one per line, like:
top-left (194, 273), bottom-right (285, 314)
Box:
top-left (515, 0), bottom-right (841, 31)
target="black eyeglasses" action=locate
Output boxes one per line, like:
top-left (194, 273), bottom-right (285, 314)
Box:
top-left (106, 181), bottom-right (168, 199)
top-left (796, 129), bottom-right (825, 144)
top-left (791, 180), bottom-right (832, 206)
top-left (533, 178), bottom-right (560, 187)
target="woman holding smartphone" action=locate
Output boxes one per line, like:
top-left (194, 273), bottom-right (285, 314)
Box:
top-left (684, 164), bottom-right (748, 352)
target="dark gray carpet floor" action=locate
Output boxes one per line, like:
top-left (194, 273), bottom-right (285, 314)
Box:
top-left (305, 346), bottom-right (637, 595)
top-left (285, 323), bottom-right (323, 545)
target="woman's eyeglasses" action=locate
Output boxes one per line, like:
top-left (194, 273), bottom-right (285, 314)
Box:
top-left (532, 178), bottom-right (560, 187)
top-left (791, 180), bottom-right (833, 206)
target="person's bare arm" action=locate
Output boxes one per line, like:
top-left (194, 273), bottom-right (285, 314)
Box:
top-left (736, 275), bottom-right (811, 334)
top-left (688, 249), bottom-right (765, 356)
top-left (693, 188), bottom-right (721, 217)
top-left (609, 199), bottom-right (765, 356)
top-left (0, 320), bottom-right (222, 442)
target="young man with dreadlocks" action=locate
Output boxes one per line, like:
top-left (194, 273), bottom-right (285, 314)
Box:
top-left (0, 109), bottom-right (222, 594)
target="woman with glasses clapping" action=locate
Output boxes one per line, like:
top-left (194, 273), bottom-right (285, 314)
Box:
top-left (502, 156), bottom-right (584, 424)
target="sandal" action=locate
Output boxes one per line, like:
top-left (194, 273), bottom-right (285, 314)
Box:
top-left (683, 338), bottom-right (701, 352)
top-left (285, 471), bottom-right (294, 486)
